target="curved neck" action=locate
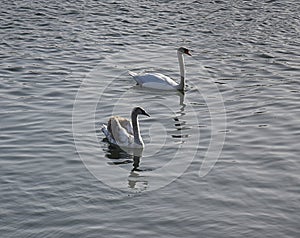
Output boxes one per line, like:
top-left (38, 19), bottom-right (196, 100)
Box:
top-left (177, 51), bottom-right (185, 91)
top-left (131, 113), bottom-right (144, 146)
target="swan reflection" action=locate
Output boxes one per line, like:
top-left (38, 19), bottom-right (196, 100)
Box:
top-left (171, 91), bottom-right (190, 143)
top-left (128, 168), bottom-right (148, 191)
top-left (103, 141), bottom-right (148, 191)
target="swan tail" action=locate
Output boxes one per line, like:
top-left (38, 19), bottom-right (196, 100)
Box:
top-left (128, 71), bottom-right (137, 77)
top-left (101, 124), bottom-right (109, 137)
top-left (128, 71), bottom-right (142, 85)
top-left (101, 124), bottom-right (117, 144)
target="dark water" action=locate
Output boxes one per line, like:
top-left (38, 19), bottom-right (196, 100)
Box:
top-left (1, 0), bottom-right (299, 237)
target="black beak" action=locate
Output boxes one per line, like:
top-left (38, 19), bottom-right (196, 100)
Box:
top-left (143, 111), bottom-right (150, 117)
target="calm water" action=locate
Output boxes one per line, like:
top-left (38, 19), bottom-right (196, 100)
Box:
top-left (1, 0), bottom-right (300, 237)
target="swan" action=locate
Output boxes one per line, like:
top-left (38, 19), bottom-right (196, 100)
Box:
top-left (101, 107), bottom-right (150, 148)
top-left (129, 47), bottom-right (192, 91)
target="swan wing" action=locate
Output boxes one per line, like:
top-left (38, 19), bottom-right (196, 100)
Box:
top-left (129, 71), bottom-right (178, 90)
top-left (108, 116), bottom-right (133, 135)
top-left (117, 117), bottom-right (133, 135)
top-left (108, 116), bottom-right (133, 145)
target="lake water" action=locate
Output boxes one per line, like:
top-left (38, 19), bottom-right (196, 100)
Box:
top-left (1, 0), bottom-right (299, 237)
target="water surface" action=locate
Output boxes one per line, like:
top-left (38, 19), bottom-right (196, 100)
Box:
top-left (1, 0), bottom-right (299, 237)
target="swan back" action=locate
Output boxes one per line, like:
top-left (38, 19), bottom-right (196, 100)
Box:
top-left (129, 72), bottom-right (179, 90)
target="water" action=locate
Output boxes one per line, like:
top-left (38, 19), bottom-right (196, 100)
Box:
top-left (1, 0), bottom-right (299, 237)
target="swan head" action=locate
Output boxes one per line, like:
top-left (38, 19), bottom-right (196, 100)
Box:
top-left (178, 47), bottom-right (192, 56)
top-left (132, 107), bottom-right (150, 117)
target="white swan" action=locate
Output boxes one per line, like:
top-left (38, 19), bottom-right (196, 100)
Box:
top-left (101, 107), bottom-right (150, 148)
top-left (129, 47), bottom-right (191, 91)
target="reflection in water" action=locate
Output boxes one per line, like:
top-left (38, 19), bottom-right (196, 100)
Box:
top-left (128, 170), bottom-right (148, 191)
top-left (171, 91), bottom-right (190, 142)
top-left (103, 139), bottom-right (148, 191)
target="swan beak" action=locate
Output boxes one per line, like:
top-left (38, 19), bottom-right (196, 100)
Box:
top-left (186, 50), bottom-right (192, 56)
top-left (143, 111), bottom-right (150, 117)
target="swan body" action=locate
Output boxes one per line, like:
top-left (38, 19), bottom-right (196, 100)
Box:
top-left (101, 107), bottom-right (150, 148)
top-left (129, 47), bottom-right (191, 91)
top-left (129, 72), bottom-right (178, 90)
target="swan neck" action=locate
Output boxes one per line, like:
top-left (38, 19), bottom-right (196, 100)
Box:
top-left (177, 51), bottom-right (185, 91)
top-left (131, 113), bottom-right (143, 146)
